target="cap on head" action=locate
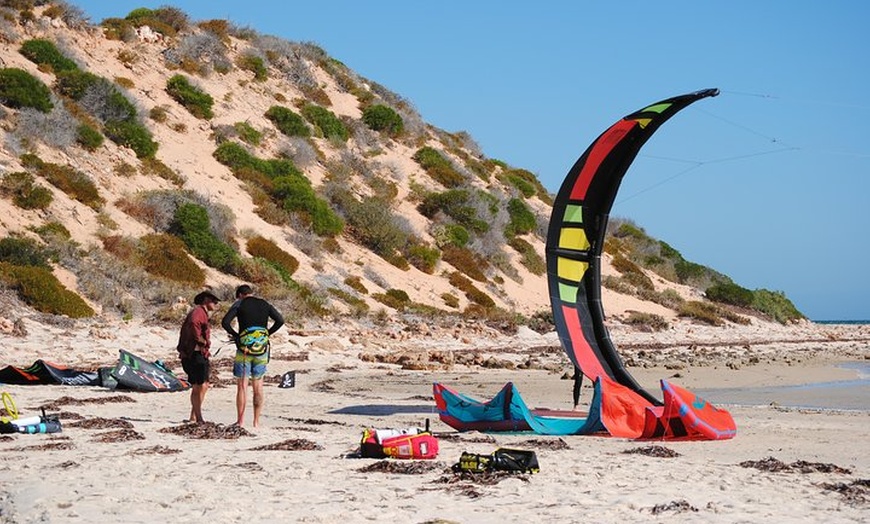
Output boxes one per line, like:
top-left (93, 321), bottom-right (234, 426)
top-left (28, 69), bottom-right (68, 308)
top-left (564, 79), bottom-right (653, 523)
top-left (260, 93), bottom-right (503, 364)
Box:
top-left (193, 290), bottom-right (221, 305)
top-left (235, 284), bottom-right (253, 298)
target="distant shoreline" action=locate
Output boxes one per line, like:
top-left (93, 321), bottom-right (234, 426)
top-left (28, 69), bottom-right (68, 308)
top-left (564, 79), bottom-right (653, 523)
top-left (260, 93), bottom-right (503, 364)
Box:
top-left (813, 319), bottom-right (869, 325)
top-left (695, 360), bottom-right (870, 412)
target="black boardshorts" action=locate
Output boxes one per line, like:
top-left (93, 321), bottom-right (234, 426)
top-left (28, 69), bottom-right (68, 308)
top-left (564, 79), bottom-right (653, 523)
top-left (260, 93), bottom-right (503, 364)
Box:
top-left (181, 352), bottom-right (210, 385)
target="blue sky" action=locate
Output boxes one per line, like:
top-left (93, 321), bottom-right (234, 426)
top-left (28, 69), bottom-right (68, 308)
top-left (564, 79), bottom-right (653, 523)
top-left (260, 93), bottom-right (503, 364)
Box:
top-left (71, 1), bottom-right (869, 321)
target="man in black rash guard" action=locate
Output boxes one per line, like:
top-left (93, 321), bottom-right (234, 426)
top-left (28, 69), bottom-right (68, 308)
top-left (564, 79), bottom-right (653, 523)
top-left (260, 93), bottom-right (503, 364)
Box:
top-left (221, 284), bottom-right (285, 428)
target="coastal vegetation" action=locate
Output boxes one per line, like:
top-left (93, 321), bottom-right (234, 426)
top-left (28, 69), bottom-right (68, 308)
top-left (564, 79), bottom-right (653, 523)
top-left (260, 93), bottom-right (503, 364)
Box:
top-left (0, 2), bottom-right (804, 328)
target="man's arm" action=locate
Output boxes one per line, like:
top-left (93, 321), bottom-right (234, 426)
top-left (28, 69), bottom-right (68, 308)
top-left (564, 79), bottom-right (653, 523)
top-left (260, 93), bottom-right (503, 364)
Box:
top-left (221, 301), bottom-right (240, 337)
top-left (192, 309), bottom-right (210, 355)
top-left (267, 303), bottom-right (284, 335)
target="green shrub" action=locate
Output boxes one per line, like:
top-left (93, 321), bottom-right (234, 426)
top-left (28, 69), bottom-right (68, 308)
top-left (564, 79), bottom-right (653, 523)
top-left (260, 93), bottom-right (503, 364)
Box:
top-left (0, 262), bottom-right (94, 318)
top-left (54, 69), bottom-right (102, 100)
top-left (448, 271), bottom-right (495, 308)
top-left (615, 221), bottom-right (650, 242)
top-left (103, 119), bottom-right (157, 158)
top-left (93, 87), bottom-right (139, 124)
top-left (32, 221), bottom-right (71, 241)
top-left (658, 240), bottom-right (681, 260)
top-left (612, 253), bottom-right (654, 290)
top-left (115, 76), bottom-right (134, 89)
top-left (500, 169), bottom-right (540, 199)
top-left (413, 147), bottom-right (464, 188)
top-left (237, 53), bottom-right (268, 81)
top-left (386, 288), bottom-right (410, 303)
top-left (677, 300), bottom-right (723, 326)
top-left (0, 171), bottom-right (53, 210)
top-left (301, 103), bottom-right (348, 141)
top-left (344, 276), bottom-right (368, 294)
top-left (0, 68), bottom-right (53, 112)
top-left (751, 289), bottom-right (805, 324)
top-left (372, 290), bottom-right (409, 311)
top-left (166, 74), bottom-right (214, 119)
top-left (674, 259), bottom-right (707, 285)
top-left (442, 245), bottom-right (487, 282)
top-left (0, 236), bottom-right (50, 268)
top-left (332, 192), bottom-right (407, 257)
top-left (140, 158), bottom-right (185, 186)
top-left (150, 105), bottom-right (169, 123)
top-left (273, 175), bottom-right (343, 237)
top-left (247, 236), bottom-right (299, 276)
top-left (706, 281), bottom-right (754, 307)
top-left (76, 123), bottom-right (104, 151)
top-left (443, 224), bottom-right (470, 247)
top-left (404, 243), bottom-right (440, 274)
top-left (213, 142), bottom-right (340, 236)
top-left (234, 121), bottom-right (262, 145)
top-left (234, 167), bottom-right (274, 191)
top-left (265, 105), bottom-right (309, 137)
top-left (36, 162), bottom-right (104, 210)
top-left (506, 198), bottom-right (535, 237)
top-left (328, 287), bottom-right (369, 315)
top-left (123, 7), bottom-right (187, 37)
top-left (624, 311), bottom-right (669, 331)
top-left (169, 203), bottom-right (238, 272)
top-left (100, 18), bottom-right (136, 41)
top-left (214, 141), bottom-right (257, 171)
top-left (307, 198), bottom-right (345, 237)
top-left (418, 189), bottom-right (488, 234)
top-left (19, 39), bottom-right (78, 73)
top-left (198, 19), bottom-right (231, 41)
top-left (362, 104), bottom-right (403, 136)
top-left (213, 142), bottom-right (303, 179)
top-left (508, 237), bottom-right (545, 275)
top-left (137, 233), bottom-right (205, 286)
top-left (441, 293), bottom-right (460, 309)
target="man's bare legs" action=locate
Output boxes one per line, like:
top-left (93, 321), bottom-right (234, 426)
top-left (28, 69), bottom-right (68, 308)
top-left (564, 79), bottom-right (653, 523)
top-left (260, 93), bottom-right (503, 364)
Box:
top-left (235, 376), bottom-right (248, 426)
top-left (251, 379), bottom-right (264, 428)
top-left (235, 377), bottom-right (264, 427)
top-left (189, 382), bottom-right (208, 423)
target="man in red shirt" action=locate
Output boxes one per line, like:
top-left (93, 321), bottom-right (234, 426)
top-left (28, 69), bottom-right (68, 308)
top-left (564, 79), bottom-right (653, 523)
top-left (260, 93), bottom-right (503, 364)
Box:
top-left (177, 290), bottom-right (221, 423)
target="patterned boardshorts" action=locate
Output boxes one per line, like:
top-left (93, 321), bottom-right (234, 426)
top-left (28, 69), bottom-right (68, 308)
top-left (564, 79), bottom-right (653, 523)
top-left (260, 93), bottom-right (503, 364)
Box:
top-left (233, 326), bottom-right (270, 379)
top-left (233, 349), bottom-right (269, 379)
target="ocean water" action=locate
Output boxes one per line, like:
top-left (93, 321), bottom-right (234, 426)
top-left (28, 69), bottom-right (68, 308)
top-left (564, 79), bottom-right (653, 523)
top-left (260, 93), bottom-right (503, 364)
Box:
top-left (696, 361), bottom-right (870, 412)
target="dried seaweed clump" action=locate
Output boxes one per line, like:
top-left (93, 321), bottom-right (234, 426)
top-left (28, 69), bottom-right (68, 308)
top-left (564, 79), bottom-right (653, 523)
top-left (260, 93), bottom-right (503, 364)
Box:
top-left (650, 500), bottom-right (698, 515)
top-left (159, 421), bottom-right (252, 440)
top-left (819, 479), bottom-right (870, 506)
top-left (622, 445), bottom-right (681, 458)
top-left (517, 438), bottom-right (571, 451)
top-left (67, 417), bottom-right (133, 430)
top-left (249, 438), bottom-right (321, 451)
top-left (740, 456), bottom-right (851, 474)
top-left (92, 429), bottom-right (145, 443)
top-left (130, 445), bottom-right (182, 455)
top-left (357, 460), bottom-right (444, 474)
top-left (13, 441), bottom-right (75, 451)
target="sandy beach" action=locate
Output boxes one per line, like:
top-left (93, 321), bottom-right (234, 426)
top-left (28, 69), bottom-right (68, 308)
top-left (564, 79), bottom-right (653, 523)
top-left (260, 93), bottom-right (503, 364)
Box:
top-left (1, 316), bottom-right (868, 523)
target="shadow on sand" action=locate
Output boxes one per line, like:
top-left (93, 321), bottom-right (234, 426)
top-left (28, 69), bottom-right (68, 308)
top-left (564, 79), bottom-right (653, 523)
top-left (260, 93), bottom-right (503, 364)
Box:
top-left (329, 404), bottom-right (437, 416)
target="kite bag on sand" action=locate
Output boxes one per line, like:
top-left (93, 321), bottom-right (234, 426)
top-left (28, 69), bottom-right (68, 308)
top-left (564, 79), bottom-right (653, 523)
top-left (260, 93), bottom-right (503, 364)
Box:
top-left (360, 419), bottom-right (439, 459)
top-left (453, 448), bottom-right (539, 474)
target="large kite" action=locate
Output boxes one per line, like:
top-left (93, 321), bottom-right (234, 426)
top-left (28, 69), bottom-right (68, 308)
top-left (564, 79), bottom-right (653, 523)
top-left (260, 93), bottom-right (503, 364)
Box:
top-left (435, 89), bottom-right (736, 440)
